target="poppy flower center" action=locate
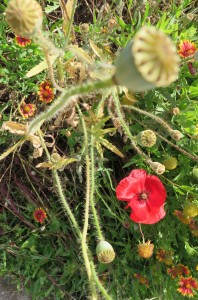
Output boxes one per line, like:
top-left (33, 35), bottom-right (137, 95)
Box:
top-left (139, 192), bottom-right (149, 201)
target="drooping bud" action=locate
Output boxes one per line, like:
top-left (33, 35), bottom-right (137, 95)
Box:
top-left (136, 130), bottom-right (157, 147)
top-left (137, 241), bottom-right (154, 259)
top-left (96, 240), bottom-right (115, 264)
top-left (114, 26), bottom-right (179, 92)
top-left (170, 130), bottom-right (183, 141)
top-left (162, 157), bottom-right (178, 170)
top-left (149, 161), bottom-right (165, 175)
top-left (6, 0), bottom-right (43, 38)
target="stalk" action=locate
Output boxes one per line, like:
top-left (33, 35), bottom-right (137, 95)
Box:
top-left (28, 78), bottom-right (114, 135)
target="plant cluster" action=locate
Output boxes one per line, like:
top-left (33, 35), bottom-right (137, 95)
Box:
top-left (0, 0), bottom-right (197, 299)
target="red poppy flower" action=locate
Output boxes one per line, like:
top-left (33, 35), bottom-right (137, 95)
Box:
top-left (116, 169), bottom-right (166, 224)
top-left (177, 276), bottom-right (198, 297)
top-left (33, 208), bottom-right (47, 223)
top-left (38, 81), bottom-right (54, 103)
top-left (178, 40), bottom-right (196, 58)
top-left (15, 36), bottom-right (31, 47)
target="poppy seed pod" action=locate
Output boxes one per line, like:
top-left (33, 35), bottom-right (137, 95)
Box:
top-left (136, 130), bottom-right (157, 147)
top-left (6, 0), bottom-right (43, 38)
top-left (162, 157), bottom-right (178, 170)
top-left (96, 240), bottom-right (115, 264)
top-left (114, 26), bottom-right (179, 92)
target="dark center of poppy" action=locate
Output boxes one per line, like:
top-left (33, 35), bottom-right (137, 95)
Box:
top-left (139, 192), bottom-right (149, 201)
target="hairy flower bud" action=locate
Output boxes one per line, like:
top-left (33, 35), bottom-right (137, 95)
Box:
top-left (136, 130), bottom-right (157, 147)
top-left (137, 241), bottom-right (154, 259)
top-left (149, 161), bottom-right (165, 175)
top-left (114, 26), bottom-right (179, 91)
top-left (6, 0), bottom-right (43, 37)
top-left (170, 130), bottom-right (183, 141)
top-left (96, 241), bottom-right (115, 264)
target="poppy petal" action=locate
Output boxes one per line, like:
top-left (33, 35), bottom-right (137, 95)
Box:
top-left (145, 175), bottom-right (166, 208)
top-left (116, 169), bottom-right (147, 201)
top-left (130, 205), bottom-right (166, 224)
top-left (127, 195), bottom-right (149, 219)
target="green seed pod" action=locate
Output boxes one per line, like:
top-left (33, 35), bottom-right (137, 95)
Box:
top-left (6, 0), bottom-right (43, 38)
top-left (162, 157), bottom-right (178, 170)
top-left (114, 26), bottom-right (179, 92)
top-left (136, 130), bottom-right (157, 147)
top-left (96, 241), bottom-right (115, 264)
top-left (183, 203), bottom-right (198, 218)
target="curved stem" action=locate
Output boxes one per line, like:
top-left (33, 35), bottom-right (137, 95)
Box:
top-left (37, 130), bottom-right (82, 238)
top-left (90, 133), bottom-right (104, 240)
top-left (77, 106), bottom-right (98, 299)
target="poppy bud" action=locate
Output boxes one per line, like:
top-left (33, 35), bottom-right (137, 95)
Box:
top-left (114, 26), bottom-right (179, 92)
top-left (149, 162), bottom-right (165, 175)
top-left (162, 157), bottom-right (178, 170)
top-left (183, 203), bottom-right (198, 218)
top-left (136, 130), bottom-right (157, 147)
top-left (172, 107), bottom-right (180, 116)
top-left (137, 241), bottom-right (154, 259)
top-left (6, 0), bottom-right (43, 38)
top-left (170, 130), bottom-right (183, 141)
top-left (96, 240), bottom-right (115, 264)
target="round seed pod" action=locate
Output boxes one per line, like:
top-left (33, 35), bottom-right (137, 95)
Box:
top-left (96, 241), bottom-right (115, 264)
top-left (170, 130), bottom-right (183, 141)
top-left (6, 0), bottom-right (43, 37)
top-left (183, 203), bottom-right (198, 218)
top-left (192, 166), bottom-right (198, 180)
top-left (114, 26), bottom-right (179, 92)
top-left (136, 130), bottom-right (157, 147)
top-left (162, 157), bottom-right (178, 170)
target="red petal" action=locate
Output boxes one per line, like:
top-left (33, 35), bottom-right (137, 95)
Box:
top-left (116, 169), bottom-right (147, 201)
top-left (130, 205), bottom-right (166, 224)
top-left (127, 194), bottom-right (149, 219)
top-left (145, 175), bottom-right (166, 208)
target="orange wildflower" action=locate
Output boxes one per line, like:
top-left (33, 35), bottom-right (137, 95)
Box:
top-left (33, 208), bottom-right (47, 223)
top-left (38, 81), bottom-right (54, 103)
top-left (174, 210), bottom-right (192, 225)
top-left (178, 40), bottom-right (196, 58)
top-left (15, 36), bottom-right (31, 47)
top-left (156, 249), bottom-right (173, 265)
top-left (134, 274), bottom-right (149, 287)
top-left (20, 102), bottom-right (36, 118)
top-left (177, 276), bottom-right (198, 297)
top-left (167, 264), bottom-right (191, 279)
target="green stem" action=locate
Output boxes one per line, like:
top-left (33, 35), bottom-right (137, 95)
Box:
top-left (37, 130), bottom-right (82, 238)
top-left (111, 90), bottom-right (150, 163)
top-left (77, 107), bottom-right (98, 299)
top-left (28, 78), bottom-right (114, 135)
top-left (122, 104), bottom-right (174, 135)
top-left (64, 0), bottom-right (78, 49)
top-left (90, 262), bottom-right (113, 300)
top-left (90, 133), bottom-right (104, 240)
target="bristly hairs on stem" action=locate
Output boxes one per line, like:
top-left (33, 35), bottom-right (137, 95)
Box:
top-left (76, 105), bottom-right (98, 299)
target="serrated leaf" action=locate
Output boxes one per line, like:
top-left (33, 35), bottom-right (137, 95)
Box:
top-left (26, 55), bottom-right (58, 77)
top-left (2, 121), bottom-right (26, 135)
top-left (89, 40), bottom-right (105, 60)
top-left (36, 162), bottom-right (54, 169)
top-left (53, 157), bottom-right (77, 170)
top-left (99, 138), bottom-right (124, 158)
top-left (67, 45), bottom-right (93, 65)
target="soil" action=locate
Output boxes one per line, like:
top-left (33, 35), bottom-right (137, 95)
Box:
top-left (0, 277), bottom-right (30, 300)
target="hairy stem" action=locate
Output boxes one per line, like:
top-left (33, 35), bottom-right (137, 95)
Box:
top-left (28, 78), bottom-right (114, 135)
